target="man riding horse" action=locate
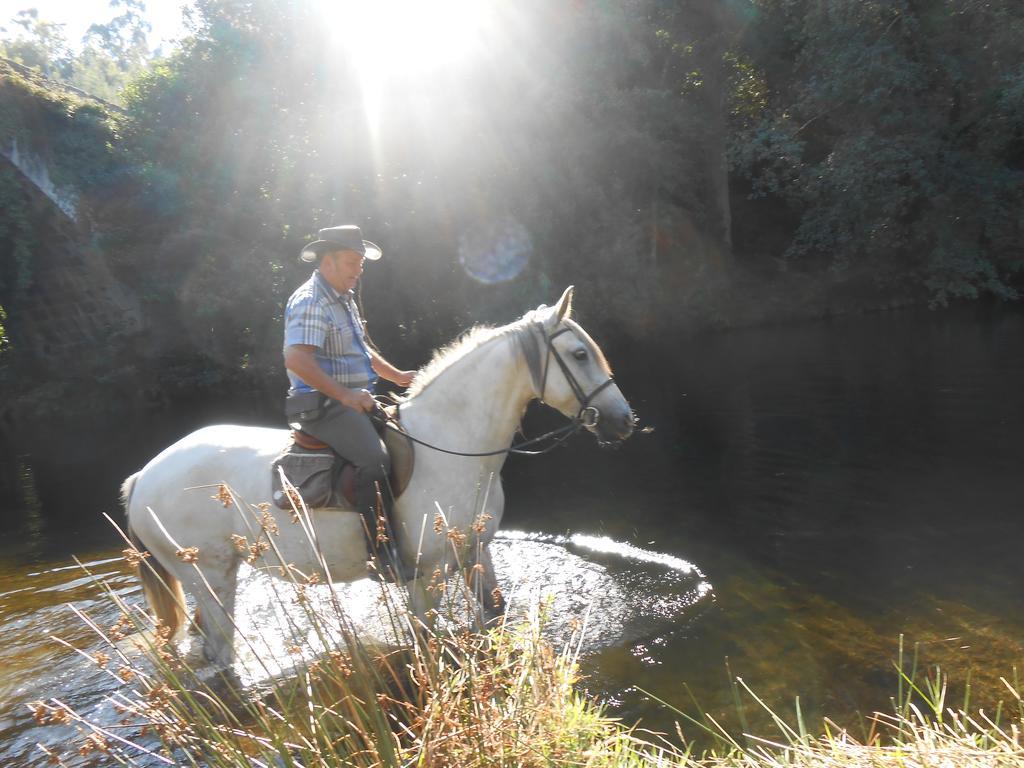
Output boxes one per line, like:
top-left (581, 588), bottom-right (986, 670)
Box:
top-left (282, 225), bottom-right (416, 580)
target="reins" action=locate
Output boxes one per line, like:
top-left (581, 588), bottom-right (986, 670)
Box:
top-left (373, 323), bottom-right (617, 458)
top-left (374, 406), bottom-right (586, 457)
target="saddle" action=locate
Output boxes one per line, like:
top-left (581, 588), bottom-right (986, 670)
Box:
top-left (271, 405), bottom-right (415, 511)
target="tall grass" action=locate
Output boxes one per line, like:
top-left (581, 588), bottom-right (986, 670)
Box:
top-left (28, 485), bottom-right (1024, 766)
top-left (31, 552), bottom-right (668, 766)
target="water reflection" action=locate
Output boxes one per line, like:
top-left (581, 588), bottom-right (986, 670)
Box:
top-left (6, 457), bottom-right (47, 563)
top-left (506, 306), bottom-right (1024, 735)
top-left (2, 306), bottom-right (1024, 761)
top-left (0, 551), bottom-right (138, 767)
top-left (0, 532), bottom-right (711, 765)
top-left (228, 530), bottom-right (711, 683)
top-left (588, 557), bottom-right (1024, 741)
top-left (6, 538), bottom-right (1019, 764)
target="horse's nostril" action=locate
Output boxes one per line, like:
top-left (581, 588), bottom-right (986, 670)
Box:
top-left (611, 411), bottom-right (634, 438)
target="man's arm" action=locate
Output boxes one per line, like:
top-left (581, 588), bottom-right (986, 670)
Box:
top-left (370, 350), bottom-right (416, 388)
top-left (284, 345), bottom-right (375, 412)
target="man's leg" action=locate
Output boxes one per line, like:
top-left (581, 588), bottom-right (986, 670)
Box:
top-left (299, 401), bottom-right (409, 579)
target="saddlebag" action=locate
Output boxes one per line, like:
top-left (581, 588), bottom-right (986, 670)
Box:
top-left (271, 444), bottom-right (346, 510)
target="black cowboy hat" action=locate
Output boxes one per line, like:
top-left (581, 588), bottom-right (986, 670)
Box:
top-left (300, 225), bottom-right (383, 263)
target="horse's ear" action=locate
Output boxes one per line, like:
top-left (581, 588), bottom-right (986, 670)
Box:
top-left (554, 285), bottom-right (574, 322)
top-left (529, 286), bottom-right (574, 326)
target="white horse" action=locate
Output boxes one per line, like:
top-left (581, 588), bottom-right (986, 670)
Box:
top-left (122, 287), bottom-right (634, 665)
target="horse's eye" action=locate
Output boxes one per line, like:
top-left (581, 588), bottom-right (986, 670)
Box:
top-left (573, 348), bottom-right (588, 361)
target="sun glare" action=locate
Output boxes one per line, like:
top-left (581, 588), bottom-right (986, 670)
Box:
top-left (314, 0), bottom-right (492, 157)
top-left (317, 0), bottom-right (487, 77)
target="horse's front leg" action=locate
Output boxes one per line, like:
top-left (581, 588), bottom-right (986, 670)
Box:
top-left (465, 543), bottom-right (505, 627)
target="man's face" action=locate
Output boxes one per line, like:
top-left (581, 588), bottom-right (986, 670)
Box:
top-left (321, 249), bottom-right (365, 292)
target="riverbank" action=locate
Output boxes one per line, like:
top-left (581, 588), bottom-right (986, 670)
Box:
top-left (30, 591), bottom-right (1024, 767)
top-left (23, 524), bottom-right (1023, 767)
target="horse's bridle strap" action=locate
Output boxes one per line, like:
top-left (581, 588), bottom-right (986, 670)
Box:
top-left (536, 324), bottom-right (616, 424)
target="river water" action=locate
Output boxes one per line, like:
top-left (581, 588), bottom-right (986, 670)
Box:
top-left (2, 306), bottom-right (1023, 764)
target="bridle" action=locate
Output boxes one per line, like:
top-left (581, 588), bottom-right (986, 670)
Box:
top-left (533, 325), bottom-right (617, 430)
top-left (376, 321), bottom-right (618, 457)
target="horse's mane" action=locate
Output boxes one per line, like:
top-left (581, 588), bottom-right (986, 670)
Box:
top-left (405, 310), bottom-right (611, 399)
top-left (405, 315), bottom-right (536, 398)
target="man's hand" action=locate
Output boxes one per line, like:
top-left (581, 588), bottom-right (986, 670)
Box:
top-left (390, 369), bottom-right (416, 388)
top-left (339, 388), bottom-right (376, 413)
top-left (370, 350), bottom-right (416, 388)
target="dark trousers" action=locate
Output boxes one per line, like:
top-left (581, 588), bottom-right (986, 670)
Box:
top-left (291, 397), bottom-right (393, 547)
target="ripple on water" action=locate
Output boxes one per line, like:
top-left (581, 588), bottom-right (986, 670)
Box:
top-left (219, 530), bottom-right (714, 685)
top-left (0, 554), bottom-right (142, 767)
top-left (491, 532), bottom-right (712, 650)
top-left (3, 536), bottom-right (712, 765)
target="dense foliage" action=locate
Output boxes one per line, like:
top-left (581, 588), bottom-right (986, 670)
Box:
top-left (730, 0), bottom-right (1024, 305)
top-left (0, 0), bottom-right (1021, 413)
top-left (0, 59), bottom-right (123, 370)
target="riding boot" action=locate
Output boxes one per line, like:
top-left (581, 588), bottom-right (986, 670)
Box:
top-left (356, 482), bottom-right (415, 583)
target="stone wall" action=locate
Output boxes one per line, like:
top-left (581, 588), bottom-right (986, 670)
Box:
top-left (1, 137), bottom-right (78, 221)
top-left (1, 60), bottom-right (142, 368)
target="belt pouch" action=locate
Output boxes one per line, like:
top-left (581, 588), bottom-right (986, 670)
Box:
top-left (285, 391), bottom-right (325, 424)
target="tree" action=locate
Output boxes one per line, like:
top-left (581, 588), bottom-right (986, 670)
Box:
top-left (73, 0), bottom-right (151, 102)
top-left (729, 0), bottom-right (1024, 303)
top-left (1, 3), bottom-right (153, 104)
top-left (0, 9), bottom-right (73, 79)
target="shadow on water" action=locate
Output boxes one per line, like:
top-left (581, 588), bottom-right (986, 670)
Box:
top-left (0, 392), bottom-right (282, 564)
top-left (1, 305), bottom-right (1023, 761)
top-left (505, 304), bottom-right (1024, 735)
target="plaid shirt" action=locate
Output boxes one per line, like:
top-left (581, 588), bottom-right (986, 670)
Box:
top-left (283, 271), bottom-right (377, 394)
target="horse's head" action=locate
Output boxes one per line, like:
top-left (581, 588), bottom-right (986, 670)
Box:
top-left (522, 286), bottom-right (635, 444)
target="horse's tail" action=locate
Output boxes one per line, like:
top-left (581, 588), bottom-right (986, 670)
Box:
top-left (123, 473), bottom-right (188, 639)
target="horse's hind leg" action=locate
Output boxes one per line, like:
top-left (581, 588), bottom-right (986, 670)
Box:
top-left (182, 557), bottom-right (240, 667)
top-left (466, 543), bottom-right (505, 626)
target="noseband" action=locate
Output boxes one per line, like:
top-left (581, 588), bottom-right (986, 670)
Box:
top-left (532, 324), bottom-right (617, 428)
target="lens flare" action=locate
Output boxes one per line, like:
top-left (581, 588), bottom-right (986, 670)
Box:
top-left (458, 215), bottom-right (533, 284)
